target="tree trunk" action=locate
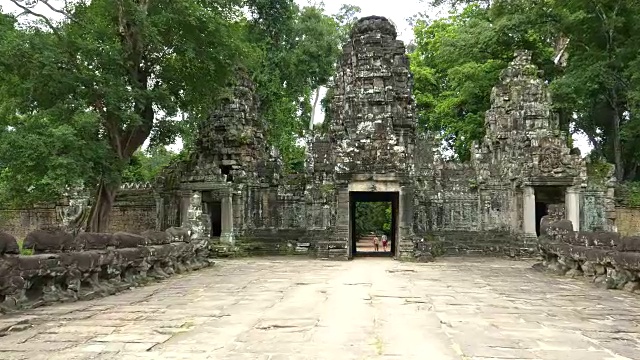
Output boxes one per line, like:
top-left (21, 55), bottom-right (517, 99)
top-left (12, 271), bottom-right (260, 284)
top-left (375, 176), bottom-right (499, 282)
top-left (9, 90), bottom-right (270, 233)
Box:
top-left (86, 179), bottom-right (120, 233)
top-left (627, 162), bottom-right (638, 181)
top-left (611, 114), bottom-right (624, 181)
top-left (309, 87), bottom-right (321, 131)
top-left (611, 91), bottom-right (624, 181)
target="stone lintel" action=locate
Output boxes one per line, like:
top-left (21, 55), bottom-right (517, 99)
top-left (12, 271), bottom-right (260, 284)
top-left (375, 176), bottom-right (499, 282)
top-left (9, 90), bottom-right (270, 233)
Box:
top-left (524, 177), bottom-right (576, 187)
top-left (348, 180), bottom-right (401, 193)
top-left (180, 182), bottom-right (231, 191)
top-left (350, 173), bottom-right (400, 182)
top-left (177, 189), bottom-right (193, 197)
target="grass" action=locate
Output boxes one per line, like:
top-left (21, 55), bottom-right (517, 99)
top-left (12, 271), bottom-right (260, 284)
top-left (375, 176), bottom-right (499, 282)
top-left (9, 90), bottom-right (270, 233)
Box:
top-left (373, 335), bottom-right (384, 355)
top-left (16, 238), bottom-right (33, 255)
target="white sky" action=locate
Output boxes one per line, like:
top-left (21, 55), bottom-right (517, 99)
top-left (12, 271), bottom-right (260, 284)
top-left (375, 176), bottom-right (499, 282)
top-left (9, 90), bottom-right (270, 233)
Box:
top-left (2, 0), bottom-right (592, 155)
top-left (306, 0), bottom-right (446, 42)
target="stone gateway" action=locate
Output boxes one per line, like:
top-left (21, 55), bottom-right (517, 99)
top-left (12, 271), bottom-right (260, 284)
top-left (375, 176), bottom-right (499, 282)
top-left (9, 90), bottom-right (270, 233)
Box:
top-left (153, 16), bottom-right (614, 261)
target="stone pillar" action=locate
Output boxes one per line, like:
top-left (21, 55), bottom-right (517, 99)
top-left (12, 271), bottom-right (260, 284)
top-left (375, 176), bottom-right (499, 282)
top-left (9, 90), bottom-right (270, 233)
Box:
top-left (322, 205), bottom-right (331, 229)
top-left (510, 190), bottom-right (520, 232)
top-left (155, 194), bottom-right (164, 231)
top-left (220, 191), bottom-right (234, 244)
top-left (232, 191), bottom-right (242, 234)
top-left (178, 190), bottom-right (192, 228)
top-left (187, 191), bottom-right (206, 239)
top-left (523, 186), bottom-right (537, 236)
top-left (336, 188), bottom-right (350, 259)
top-left (565, 186), bottom-right (580, 232)
top-left (398, 187), bottom-right (413, 260)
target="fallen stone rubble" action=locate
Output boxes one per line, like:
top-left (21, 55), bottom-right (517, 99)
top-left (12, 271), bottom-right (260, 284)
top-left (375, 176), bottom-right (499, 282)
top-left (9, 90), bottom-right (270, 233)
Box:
top-left (535, 218), bottom-right (640, 293)
top-left (0, 229), bottom-right (212, 313)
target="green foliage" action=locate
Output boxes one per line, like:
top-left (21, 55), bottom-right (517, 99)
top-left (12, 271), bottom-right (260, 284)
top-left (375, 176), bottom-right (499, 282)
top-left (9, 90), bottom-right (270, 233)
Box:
top-left (15, 237), bottom-right (33, 255)
top-left (617, 181), bottom-right (640, 207)
top-left (0, 0), bottom-right (247, 217)
top-left (586, 157), bottom-right (614, 185)
top-left (413, 0), bottom-right (640, 181)
top-left (243, 1), bottom-right (347, 173)
top-left (549, 0), bottom-right (640, 181)
top-left (122, 147), bottom-right (180, 183)
top-left (0, 111), bottom-right (109, 207)
top-left (332, 4), bottom-right (362, 43)
top-left (410, 2), bottom-right (557, 160)
top-left (382, 206), bottom-right (392, 234)
top-left (354, 202), bottom-right (392, 237)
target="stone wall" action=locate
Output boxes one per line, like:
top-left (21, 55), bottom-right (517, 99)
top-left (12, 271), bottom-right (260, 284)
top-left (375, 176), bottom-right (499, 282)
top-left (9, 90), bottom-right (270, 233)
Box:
top-left (226, 175), bottom-right (311, 256)
top-left (616, 207), bottom-right (640, 236)
top-left (536, 219), bottom-right (640, 293)
top-left (0, 230), bottom-right (212, 313)
top-left (0, 207), bottom-right (59, 242)
top-left (0, 185), bottom-right (158, 241)
top-left (107, 186), bottom-right (157, 234)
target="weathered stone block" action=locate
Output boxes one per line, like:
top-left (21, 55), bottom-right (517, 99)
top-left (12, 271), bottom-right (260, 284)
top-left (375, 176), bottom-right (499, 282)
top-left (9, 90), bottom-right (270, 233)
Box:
top-left (113, 232), bottom-right (146, 248)
top-left (76, 232), bottom-right (115, 250)
top-left (23, 229), bottom-right (74, 254)
top-left (616, 236), bottom-right (640, 252)
top-left (141, 230), bottom-right (171, 245)
top-left (0, 231), bottom-right (20, 255)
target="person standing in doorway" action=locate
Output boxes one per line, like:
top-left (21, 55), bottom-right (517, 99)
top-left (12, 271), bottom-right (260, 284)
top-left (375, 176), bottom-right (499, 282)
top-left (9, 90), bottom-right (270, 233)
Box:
top-left (381, 234), bottom-right (388, 251)
top-left (373, 234), bottom-right (380, 252)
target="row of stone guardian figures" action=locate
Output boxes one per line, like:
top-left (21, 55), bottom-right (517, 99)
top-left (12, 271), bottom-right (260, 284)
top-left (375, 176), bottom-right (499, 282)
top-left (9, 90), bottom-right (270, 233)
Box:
top-left (535, 215), bottom-right (640, 293)
top-left (0, 225), bottom-right (207, 314)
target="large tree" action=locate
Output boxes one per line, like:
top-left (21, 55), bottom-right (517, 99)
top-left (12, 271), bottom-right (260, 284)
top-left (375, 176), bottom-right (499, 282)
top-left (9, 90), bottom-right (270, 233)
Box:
top-left (550, 0), bottom-right (640, 181)
top-left (0, 1), bottom-right (357, 231)
top-left (0, 0), bottom-right (247, 231)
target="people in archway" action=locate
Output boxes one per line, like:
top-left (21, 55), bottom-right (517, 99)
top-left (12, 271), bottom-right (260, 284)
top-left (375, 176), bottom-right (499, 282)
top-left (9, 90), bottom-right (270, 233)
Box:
top-left (373, 234), bottom-right (380, 252)
top-left (381, 234), bottom-right (388, 251)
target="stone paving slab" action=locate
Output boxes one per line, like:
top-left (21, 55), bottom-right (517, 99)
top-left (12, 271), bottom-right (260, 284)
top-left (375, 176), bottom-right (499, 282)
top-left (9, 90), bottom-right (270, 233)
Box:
top-left (0, 257), bottom-right (639, 359)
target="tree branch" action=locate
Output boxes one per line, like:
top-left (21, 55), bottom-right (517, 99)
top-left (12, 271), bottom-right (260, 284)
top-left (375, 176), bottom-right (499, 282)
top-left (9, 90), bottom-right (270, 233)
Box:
top-left (39, 0), bottom-right (79, 24)
top-left (9, 0), bottom-right (60, 35)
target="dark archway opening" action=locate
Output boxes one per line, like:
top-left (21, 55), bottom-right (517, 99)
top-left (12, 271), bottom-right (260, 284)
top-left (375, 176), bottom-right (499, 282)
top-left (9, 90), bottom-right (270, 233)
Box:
top-left (534, 186), bottom-right (565, 236)
top-left (535, 202), bottom-right (548, 236)
top-left (220, 165), bottom-right (233, 183)
top-left (349, 191), bottom-right (398, 258)
top-left (208, 201), bottom-right (222, 237)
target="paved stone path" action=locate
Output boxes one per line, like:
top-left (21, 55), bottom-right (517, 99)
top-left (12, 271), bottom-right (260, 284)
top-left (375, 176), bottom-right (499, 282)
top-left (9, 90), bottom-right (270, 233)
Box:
top-left (1, 257), bottom-right (639, 360)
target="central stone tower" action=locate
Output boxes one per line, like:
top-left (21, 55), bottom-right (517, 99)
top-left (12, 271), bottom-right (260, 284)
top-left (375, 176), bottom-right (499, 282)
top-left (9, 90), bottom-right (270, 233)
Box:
top-left (308, 16), bottom-right (417, 260)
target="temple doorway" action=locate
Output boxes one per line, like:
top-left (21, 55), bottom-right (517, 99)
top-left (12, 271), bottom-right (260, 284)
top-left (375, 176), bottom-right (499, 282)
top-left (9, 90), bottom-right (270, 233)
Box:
top-left (208, 201), bottom-right (222, 237)
top-left (535, 202), bottom-right (548, 236)
top-left (534, 186), bottom-right (565, 236)
top-left (349, 191), bottom-right (398, 258)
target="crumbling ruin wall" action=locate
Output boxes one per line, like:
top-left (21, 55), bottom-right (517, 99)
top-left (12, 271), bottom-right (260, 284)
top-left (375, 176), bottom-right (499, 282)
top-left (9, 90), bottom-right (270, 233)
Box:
top-left (328, 16), bottom-right (416, 177)
top-left (418, 161), bottom-right (519, 256)
top-left (408, 51), bottom-right (609, 257)
top-left (233, 175), bottom-right (309, 256)
top-left (413, 148), bottom-right (522, 256)
top-left (157, 72), bottom-right (311, 257)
